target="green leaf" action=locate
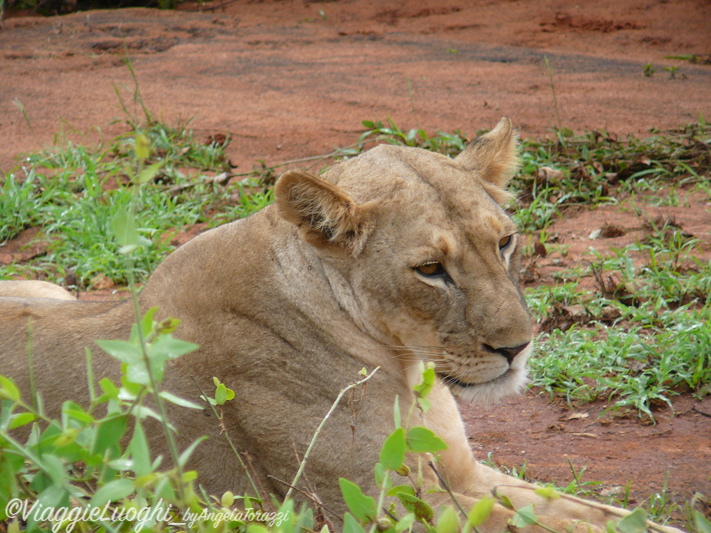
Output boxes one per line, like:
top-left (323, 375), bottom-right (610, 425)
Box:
top-left (395, 513), bottom-right (416, 533)
top-left (510, 504), bottom-right (538, 528)
top-left (496, 493), bottom-right (514, 510)
top-left (99, 378), bottom-right (119, 399)
top-left (0, 376), bottom-right (20, 401)
top-left (436, 506), bottom-right (460, 533)
top-left (62, 401), bottom-right (94, 424)
top-left (92, 416), bottom-right (128, 456)
top-left (106, 458), bottom-right (134, 471)
top-left (380, 427), bottom-right (406, 470)
top-left (140, 307), bottom-right (159, 338)
top-left (534, 486), bottom-right (560, 501)
top-left (387, 485), bottom-right (416, 497)
top-left (40, 454), bottom-right (66, 487)
top-left (339, 478), bottom-right (376, 523)
top-left (374, 462), bottom-right (388, 487)
top-left (694, 510), bottom-right (711, 533)
top-left (134, 133), bottom-right (152, 161)
top-left (8, 412), bottom-right (36, 430)
top-left (96, 340), bottom-right (141, 364)
top-left (31, 485), bottom-right (68, 527)
top-left (90, 478), bottom-right (135, 507)
top-left (393, 395), bottom-right (401, 428)
top-left (413, 362), bottom-right (436, 399)
top-left (149, 335), bottom-right (199, 363)
top-left (52, 428), bottom-right (80, 448)
top-left (156, 316), bottom-right (181, 335)
top-left (406, 427), bottom-right (448, 453)
top-left (111, 208), bottom-right (139, 248)
top-left (615, 508), bottom-right (648, 533)
top-left (0, 401), bottom-right (13, 432)
top-left (136, 161), bottom-right (163, 185)
top-left (178, 436), bottom-right (208, 467)
top-left (126, 361), bottom-right (150, 385)
top-left (396, 493), bottom-right (434, 523)
top-left (158, 391), bottom-right (203, 410)
top-left (467, 496), bottom-right (495, 528)
top-left (129, 421), bottom-right (151, 477)
top-left (416, 397), bottom-right (431, 413)
top-left (221, 491), bottom-right (235, 508)
top-left (215, 383), bottom-right (227, 405)
top-left (343, 513), bottom-right (366, 533)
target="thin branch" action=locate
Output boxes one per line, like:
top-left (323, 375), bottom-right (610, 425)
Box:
top-left (190, 376), bottom-right (263, 501)
top-left (268, 475), bottom-right (343, 523)
top-left (285, 367), bottom-right (380, 500)
top-left (428, 461), bottom-right (467, 516)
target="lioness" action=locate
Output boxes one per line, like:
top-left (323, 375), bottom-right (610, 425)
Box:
top-left (0, 119), bottom-right (678, 532)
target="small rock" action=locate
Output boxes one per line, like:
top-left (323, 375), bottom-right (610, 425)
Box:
top-left (90, 274), bottom-right (115, 290)
top-left (537, 166), bottom-right (565, 182)
top-left (600, 223), bottom-right (626, 238)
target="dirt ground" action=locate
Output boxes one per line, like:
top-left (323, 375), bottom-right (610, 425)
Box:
top-left (1, 0), bottom-right (710, 523)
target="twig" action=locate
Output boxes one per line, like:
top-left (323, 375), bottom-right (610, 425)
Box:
top-left (692, 405), bottom-right (711, 418)
top-left (230, 143), bottom-right (365, 179)
top-left (285, 367), bottom-right (380, 500)
top-left (268, 475), bottom-right (343, 523)
top-left (544, 55), bottom-right (562, 131)
top-left (428, 461), bottom-right (467, 516)
top-left (190, 376), bottom-right (263, 501)
top-left (192, 0), bottom-right (241, 12)
top-left (244, 451), bottom-right (274, 512)
top-left (165, 172), bottom-right (232, 195)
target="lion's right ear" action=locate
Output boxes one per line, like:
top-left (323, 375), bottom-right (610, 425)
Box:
top-left (455, 117), bottom-right (520, 205)
top-left (275, 170), bottom-right (371, 255)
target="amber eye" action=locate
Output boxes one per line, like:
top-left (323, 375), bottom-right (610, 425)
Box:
top-left (499, 235), bottom-right (513, 250)
top-left (415, 262), bottom-right (444, 277)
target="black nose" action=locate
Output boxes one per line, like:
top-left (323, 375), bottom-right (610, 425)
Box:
top-left (484, 342), bottom-right (530, 364)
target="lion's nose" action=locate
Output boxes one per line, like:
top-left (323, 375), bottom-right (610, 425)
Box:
top-left (484, 342), bottom-right (530, 364)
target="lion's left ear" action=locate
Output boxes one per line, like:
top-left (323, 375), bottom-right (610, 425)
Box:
top-left (455, 117), bottom-right (520, 205)
top-left (275, 170), bottom-right (372, 255)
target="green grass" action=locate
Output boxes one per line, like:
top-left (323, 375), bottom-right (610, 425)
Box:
top-left (529, 307), bottom-right (710, 419)
top-left (0, 122), bottom-right (270, 288)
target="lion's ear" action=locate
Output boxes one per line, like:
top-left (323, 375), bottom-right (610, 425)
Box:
top-left (275, 170), bottom-right (371, 254)
top-left (455, 117), bottom-right (520, 204)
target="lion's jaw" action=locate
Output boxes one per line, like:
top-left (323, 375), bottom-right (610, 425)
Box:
top-left (440, 342), bottom-right (532, 403)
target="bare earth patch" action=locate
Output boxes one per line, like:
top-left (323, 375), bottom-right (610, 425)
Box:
top-left (1, 0), bottom-right (710, 522)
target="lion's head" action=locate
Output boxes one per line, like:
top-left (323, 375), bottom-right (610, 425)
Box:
top-left (277, 118), bottom-right (531, 402)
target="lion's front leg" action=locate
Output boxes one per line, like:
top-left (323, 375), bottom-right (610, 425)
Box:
top-left (422, 485), bottom-right (607, 533)
top-left (461, 462), bottom-right (684, 533)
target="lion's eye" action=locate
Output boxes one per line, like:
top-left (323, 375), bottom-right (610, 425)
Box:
top-left (499, 235), bottom-right (513, 251)
top-left (415, 262), bottom-right (445, 277)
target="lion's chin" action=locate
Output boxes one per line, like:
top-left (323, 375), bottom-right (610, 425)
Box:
top-left (441, 343), bottom-right (533, 403)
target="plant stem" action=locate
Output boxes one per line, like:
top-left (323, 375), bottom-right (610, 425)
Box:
top-left (544, 55), bottom-right (562, 130)
top-left (285, 367), bottom-right (380, 501)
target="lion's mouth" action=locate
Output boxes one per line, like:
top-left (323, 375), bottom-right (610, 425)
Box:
top-left (436, 373), bottom-right (479, 388)
top-left (436, 365), bottom-right (518, 390)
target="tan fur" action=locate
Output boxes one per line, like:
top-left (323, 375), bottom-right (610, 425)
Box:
top-left (0, 280), bottom-right (75, 300)
top-left (0, 119), bottom-right (679, 532)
